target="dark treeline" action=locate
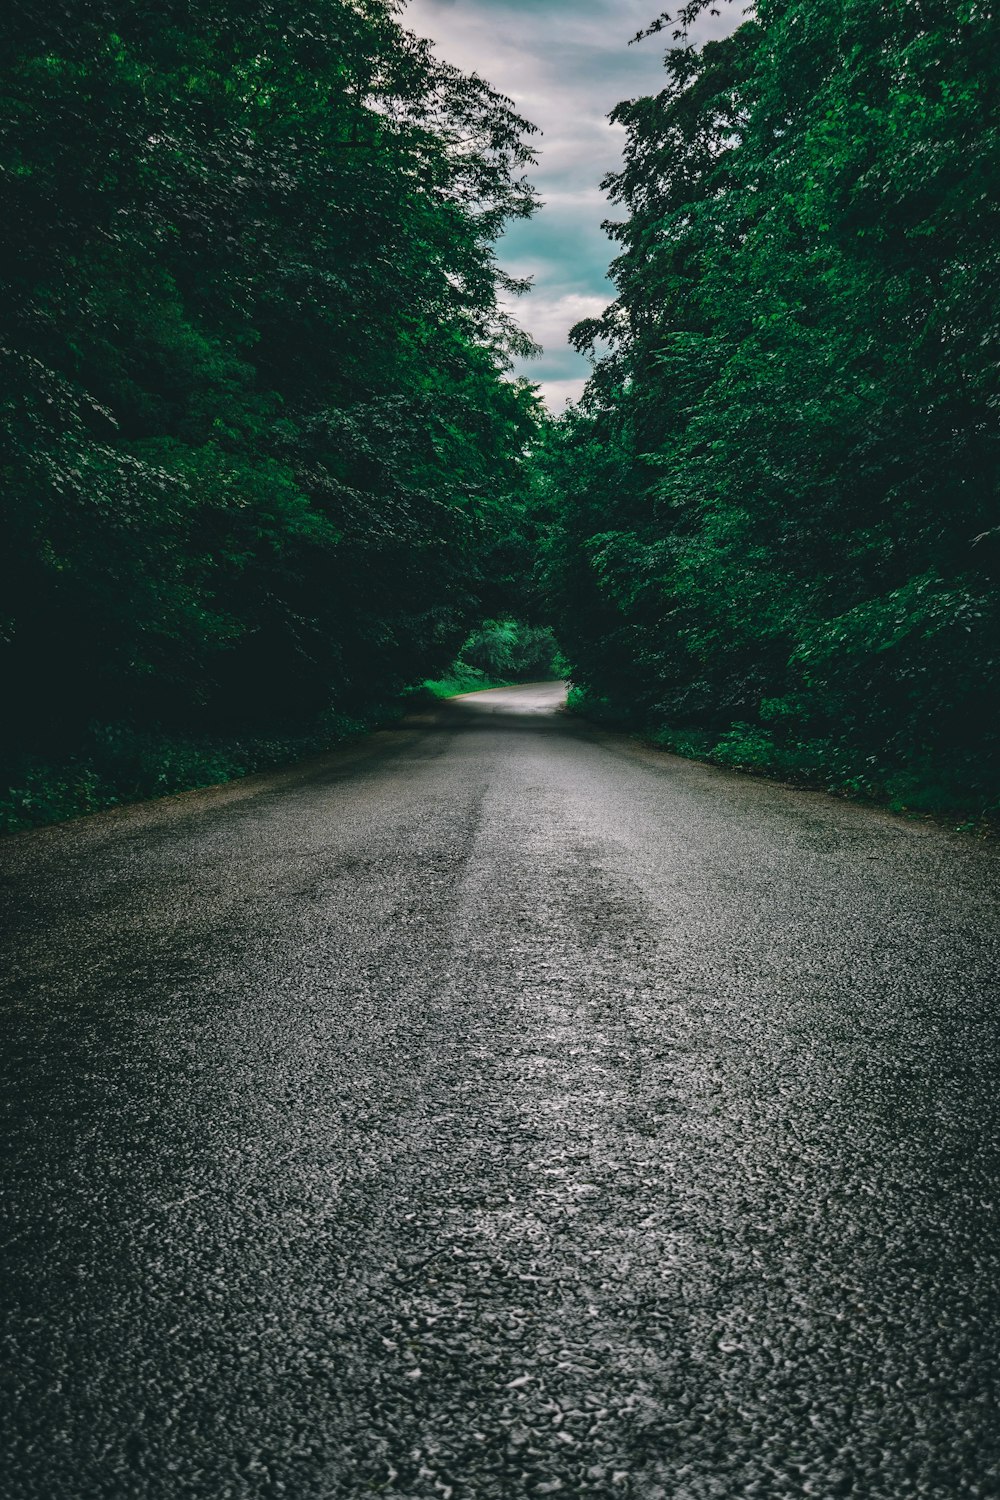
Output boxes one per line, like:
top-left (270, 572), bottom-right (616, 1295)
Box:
top-left (542, 0), bottom-right (1000, 815)
top-left (1, 0), bottom-right (542, 823)
top-left (5, 0), bottom-right (998, 828)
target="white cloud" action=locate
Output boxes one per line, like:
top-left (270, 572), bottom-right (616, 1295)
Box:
top-left (520, 373), bottom-right (590, 412)
top-left (501, 289), bottom-right (607, 360)
top-left (406, 0), bottom-right (744, 408)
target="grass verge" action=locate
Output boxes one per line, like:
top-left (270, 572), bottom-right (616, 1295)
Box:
top-left (565, 687), bottom-right (999, 833)
top-left (0, 703), bottom-right (399, 835)
top-left (422, 669), bottom-right (512, 699)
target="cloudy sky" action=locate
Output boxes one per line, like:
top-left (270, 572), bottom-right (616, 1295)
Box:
top-left (405, 0), bottom-right (739, 409)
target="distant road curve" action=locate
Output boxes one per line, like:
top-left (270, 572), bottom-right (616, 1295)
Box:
top-left (2, 681), bottom-right (999, 1498)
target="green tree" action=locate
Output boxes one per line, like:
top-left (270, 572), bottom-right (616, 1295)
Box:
top-left (545, 0), bottom-right (1000, 811)
top-left (0, 0), bottom-right (540, 775)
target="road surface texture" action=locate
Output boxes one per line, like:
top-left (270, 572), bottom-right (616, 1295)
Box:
top-left (2, 682), bottom-right (1000, 1500)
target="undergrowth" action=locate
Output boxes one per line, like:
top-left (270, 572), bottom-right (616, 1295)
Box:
top-left (0, 705), bottom-right (396, 835)
top-left (565, 688), bottom-right (999, 832)
top-left (422, 669), bottom-right (511, 699)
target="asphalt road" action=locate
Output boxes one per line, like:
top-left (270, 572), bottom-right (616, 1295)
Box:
top-left (3, 682), bottom-right (1000, 1500)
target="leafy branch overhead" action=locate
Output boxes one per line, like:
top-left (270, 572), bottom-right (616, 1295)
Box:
top-left (544, 0), bottom-right (1000, 814)
top-left (0, 0), bottom-right (543, 759)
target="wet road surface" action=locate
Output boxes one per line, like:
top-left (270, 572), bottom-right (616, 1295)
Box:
top-left (2, 681), bottom-right (1000, 1499)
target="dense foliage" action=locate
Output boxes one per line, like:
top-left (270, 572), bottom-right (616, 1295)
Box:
top-left (457, 618), bottom-right (560, 682)
top-left (544, 0), bottom-right (1000, 813)
top-left (0, 0), bottom-right (541, 820)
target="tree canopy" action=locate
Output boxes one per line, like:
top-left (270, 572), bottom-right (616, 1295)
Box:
top-left (4, 0), bottom-right (997, 824)
top-left (1, 0), bottom-right (542, 770)
top-left (542, 0), bottom-right (1000, 813)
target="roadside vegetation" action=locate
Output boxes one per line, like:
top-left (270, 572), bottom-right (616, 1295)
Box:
top-left (424, 619), bottom-right (562, 699)
top-left (0, 709), bottom-right (401, 834)
top-left (0, 0), bottom-right (543, 829)
top-left (3, 0), bottom-right (996, 831)
top-left (540, 0), bottom-right (1000, 822)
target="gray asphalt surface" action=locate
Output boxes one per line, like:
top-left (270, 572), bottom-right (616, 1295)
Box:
top-left (2, 681), bottom-right (1000, 1500)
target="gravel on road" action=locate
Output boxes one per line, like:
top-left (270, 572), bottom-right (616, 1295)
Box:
top-left (2, 682), bottom-right (999, 1499)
